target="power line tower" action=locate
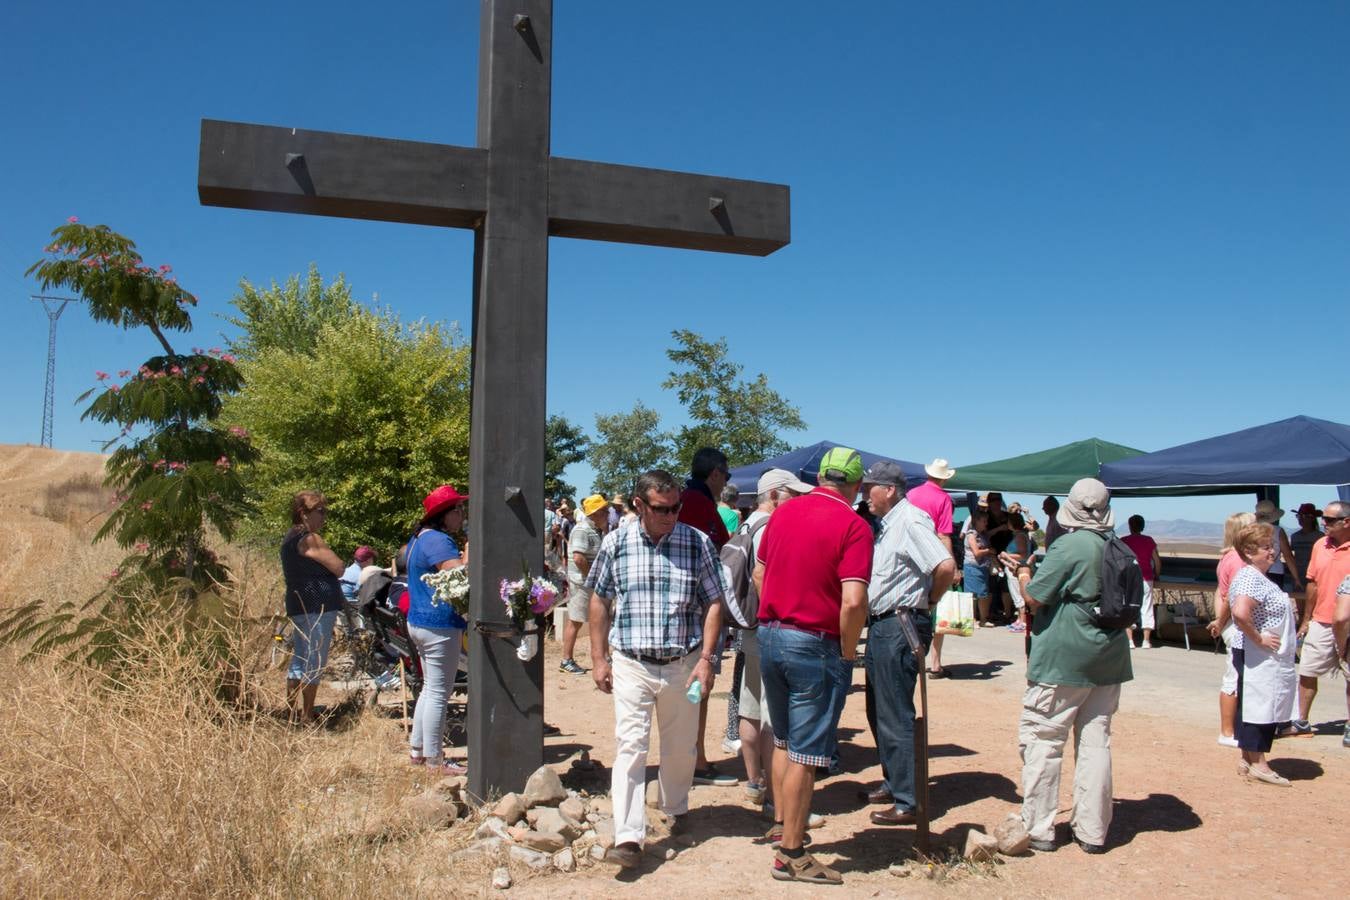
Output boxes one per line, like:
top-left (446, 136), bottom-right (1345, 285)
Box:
top-left (31, 295), bottom-right (78, 448)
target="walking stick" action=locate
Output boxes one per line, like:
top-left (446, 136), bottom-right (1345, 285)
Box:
top-left (398, 657), bottom-right (410, 738)
top-left (899, 612), bottom-right (931, 855)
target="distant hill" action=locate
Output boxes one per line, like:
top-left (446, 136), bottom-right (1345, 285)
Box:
top-left (1118, 518), bottom-right (1223, 545)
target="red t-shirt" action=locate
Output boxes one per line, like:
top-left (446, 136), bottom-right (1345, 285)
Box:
top-left (1121, 533), bottom-right (1158, 581)
top-left (678, 482), bottom-right (731, 548)
top-left (756, 486), bottom-right (874, 636)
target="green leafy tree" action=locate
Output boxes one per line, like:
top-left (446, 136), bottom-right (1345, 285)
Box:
top-left (545, 414), bottom-right (589, 501)
top-left (662, 329), bottom-right (806, 468)
top-left (1, 220), bottom-right (257, 665)
top-left (221, 295), bottom-right (471, 558)
top-left (222, 265), bottom-right (355, 359)
top-left (589, 402), bottom-right (676, 496)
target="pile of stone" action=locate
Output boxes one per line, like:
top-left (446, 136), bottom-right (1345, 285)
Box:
top-left (419, 762), bottom-right (625, 884)
top-left (962, 813), bottom-right (1031, 862)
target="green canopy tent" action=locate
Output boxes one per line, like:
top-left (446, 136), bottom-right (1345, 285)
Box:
top-left (947, 438), bottom-right (1145, 496)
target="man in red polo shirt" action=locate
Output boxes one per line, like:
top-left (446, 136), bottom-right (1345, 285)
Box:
top-left (752, 446), bottom-right (872, 885)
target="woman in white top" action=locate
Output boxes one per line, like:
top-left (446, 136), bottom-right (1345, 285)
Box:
top-left (1228, 522), bottom-right (1298, 787)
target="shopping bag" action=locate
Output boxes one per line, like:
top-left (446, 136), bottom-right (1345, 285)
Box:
top-left (934, 590), bottom-right (975, 636)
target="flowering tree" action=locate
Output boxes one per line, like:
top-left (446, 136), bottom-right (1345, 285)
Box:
top-left (2, 220), bottom-right (257, 662)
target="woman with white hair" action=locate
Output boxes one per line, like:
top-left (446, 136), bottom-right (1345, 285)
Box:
top-left (1209, 511), bottom-right (1256, 747)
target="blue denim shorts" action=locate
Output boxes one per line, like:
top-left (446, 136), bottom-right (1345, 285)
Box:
top-left (288, 610), bottom-right (338, 684)
top-left (758, 621), bottom-right (847, 767)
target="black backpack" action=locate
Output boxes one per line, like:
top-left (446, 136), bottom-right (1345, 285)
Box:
top-left (1090, 532), bottom-right (1145, 629)
top-left (719, 517), bottom-right (770, 629)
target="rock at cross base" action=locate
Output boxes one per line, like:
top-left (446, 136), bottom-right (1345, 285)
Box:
top-left (437, 774), bottom-right (469, 798)
top-left (491, 867), bottom-right (511, 890)
top-left (589, 845), bottom-right (607, 862)
top-left (593, 817), bottom-right (615, 849)
top-left (475, 816), bottom-right (511, 841)
top-left (963, 828), bottom-right (1000, 862)
top-left (531, 807), bottom-right (581, 842)
top-left (553, 848), bottom-right (576, 872)
top-left (402, 789), bottom-right (460, 829)
top-left (558, 797), bottom-right (587, 827)
top-left (523, 765), bottom-right (567, 808)
top-left (449, 837), bottom-right (505, 866)
top-left (518, 830), bottom-right (567, 853)
top-left (993, 813), bottom-right (1031, 856)
top-left (492, 792), bottom-right (527, 825)
top-left (509, 845), bottom-right (554, 871)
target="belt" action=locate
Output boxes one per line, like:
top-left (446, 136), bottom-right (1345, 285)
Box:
top-left (617, 647), bottom-right (694, 666)
top-left (868, 607), bottom-right (925, 624)
top-left (764, 620), bottom-right (840, 644)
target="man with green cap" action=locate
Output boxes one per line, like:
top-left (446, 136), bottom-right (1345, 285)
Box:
top-left (752, 446), bottom-right (873, 884)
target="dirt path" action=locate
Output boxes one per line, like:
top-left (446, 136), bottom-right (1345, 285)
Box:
top-left (513, 626), bottom-right (1346, 899)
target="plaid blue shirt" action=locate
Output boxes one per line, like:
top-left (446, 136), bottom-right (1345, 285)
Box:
top-left (585, 519), bottom-right (722, 657)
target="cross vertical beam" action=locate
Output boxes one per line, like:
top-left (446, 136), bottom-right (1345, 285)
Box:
top-left (466, 0), bottom-right (552, 796)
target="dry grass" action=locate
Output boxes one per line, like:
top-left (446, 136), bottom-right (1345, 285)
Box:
top-left (38, 471), bottom-right (115, 531)
top-left (0, 613), bottom-right (507, 899)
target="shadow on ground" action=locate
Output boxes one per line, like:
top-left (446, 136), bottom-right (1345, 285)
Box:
top-left (1108, 792), bottom-right (1202, 848)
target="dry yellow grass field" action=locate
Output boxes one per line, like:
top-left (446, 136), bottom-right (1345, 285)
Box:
top-left (0, 445), bottom-right (498, 898)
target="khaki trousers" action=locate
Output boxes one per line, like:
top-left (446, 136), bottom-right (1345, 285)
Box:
top-left (1018, 681), bottom-right (1120, 846)
top-left (610, 651), bottom-right (700, 846)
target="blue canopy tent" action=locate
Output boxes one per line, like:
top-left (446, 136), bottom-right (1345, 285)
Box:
top-left (727, 441), bottom-right (928, 498)
top-left (1099, 415), bottom-right (1350, 503)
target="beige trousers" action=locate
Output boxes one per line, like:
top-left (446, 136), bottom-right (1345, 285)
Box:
top-left (1018, 681), bottom-right (1120, 846)
top-left (610, 651), bottom-right (700, 846)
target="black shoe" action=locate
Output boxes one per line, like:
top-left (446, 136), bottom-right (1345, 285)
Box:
top-left (606, 841), bottom-right (641, 868)
top-left (869, 808), bottom-right (917, 826)
top-left (558, 657), bottom-right (588, 675)
top-left (543, 722), bottom-right (561, 736)
top-left (1073, 832), bottom-right (1106, 854)
top-left (1028, 838), bottom-right (1056, 853)
top-left (856, 785), bottom-right (893, 805)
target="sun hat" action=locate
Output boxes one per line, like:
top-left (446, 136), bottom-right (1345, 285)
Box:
top-left (861, 460), bottom-right (906, 487)
top-left (581, 493), bottom-right (610, 517)
top-left (423, 484), bottom-right (468, 520)
top-left (1254, 499), bottom-right (1284, 523)
top-left (354, 545), bottom-right (375, 563)
top-left (1295, 502), bottom-right (1319, 517)
top-left (977, 493), bottom-right (989, 508)
top-left (1056, 478), bottom-right (1114, 532)
top-left (757, 467), bottom-right (813, 495)
top-left (925, 458), bottom-right (956, 480)
top-left (818, 446), bottom-right (864, 483)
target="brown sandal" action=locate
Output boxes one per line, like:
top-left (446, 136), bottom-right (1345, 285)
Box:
top-left (772, 850), bottom-right (842, 884)
top-left (761, 824), bottom-right (812, 847)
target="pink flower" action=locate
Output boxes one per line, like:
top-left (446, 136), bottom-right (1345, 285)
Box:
top-left (152, 459), bottom-right (166, 470)
top-left (169, 366), bottom-right (182, 376)
top-left (68, 216), bottom-right (79, 223)
top-left (141, 501), bottom-right (153, 510)
top-left (95, 371), bottom-right (108, 380)
top-left (134, 542), bottom-right (149, 552)
top-left (107, 568), bottom-right (120, 580)
top-left (117, 369), bottom-right (131, 378)
top-left (192, 376), bottom-right (205, 385)
top-left (228, 425), bottom-right (249, 438)
top-left (222, 354), bottom-right (237, 364)
top-left (108, 384), bottom-right (120, 393)
top-left (215, 456), bottom-right (231, 471)
top-left (158, 264), bottom-right (172, 274)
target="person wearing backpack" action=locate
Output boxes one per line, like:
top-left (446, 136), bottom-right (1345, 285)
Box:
top-left (1013, 478), bottom-right (1133, 855)
top-left (724, 468), bottom-right (813, 808)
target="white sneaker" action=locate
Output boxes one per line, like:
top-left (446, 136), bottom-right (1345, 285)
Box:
top-left (721, 737), bottom-right (742, 754)
top-left (1217, 734), bottom-right (1238, 748)
top-left (1143, 642), bottom-right (1155, 649)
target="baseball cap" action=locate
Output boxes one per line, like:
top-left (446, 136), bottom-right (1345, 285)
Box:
top-left (818, 446), bottom-right (864, 483)
top-left (860, 460), bottom-right (906, 487)
top-left (757, 467), bottom-right (813, 495)
top-left (354, 545), bottom-right (375, 563)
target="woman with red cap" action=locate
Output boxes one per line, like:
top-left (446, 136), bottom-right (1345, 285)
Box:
top-left (406, 484), bottom-right (470, 774)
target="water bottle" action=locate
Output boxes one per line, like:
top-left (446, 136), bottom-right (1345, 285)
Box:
top-left (685, 679), bottom-right (703, 704)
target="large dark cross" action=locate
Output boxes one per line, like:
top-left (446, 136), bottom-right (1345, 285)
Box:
top-left (198, 0), bottom-right (789, 797)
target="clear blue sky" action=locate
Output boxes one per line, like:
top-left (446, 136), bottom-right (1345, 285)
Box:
top-left (3, 1), bottom-right (1347, 529)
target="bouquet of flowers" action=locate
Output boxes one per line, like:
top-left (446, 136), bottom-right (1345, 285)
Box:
top-left (500, 567), bottom-right (559, 661)
top-left (421, 567), bottom-right (470, 616)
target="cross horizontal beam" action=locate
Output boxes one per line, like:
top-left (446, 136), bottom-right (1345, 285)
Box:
top-left (199, 119), bottom-right (789, 255)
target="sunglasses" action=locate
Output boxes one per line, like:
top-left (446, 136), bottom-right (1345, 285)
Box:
top-left (1323, 516), bottom-right (1346, 524)
top-left (640, 500), bottom-right (683, 516)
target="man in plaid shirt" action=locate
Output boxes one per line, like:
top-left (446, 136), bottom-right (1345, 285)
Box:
top-left (587, 469), bottom-right (724, 869)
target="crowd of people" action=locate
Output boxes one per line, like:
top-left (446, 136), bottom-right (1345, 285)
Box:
top-left (276, 451), bottom-right (1350, 885)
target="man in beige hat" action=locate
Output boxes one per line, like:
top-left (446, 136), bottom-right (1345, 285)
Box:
top-left (559, 494), bottom-right (611, 675)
